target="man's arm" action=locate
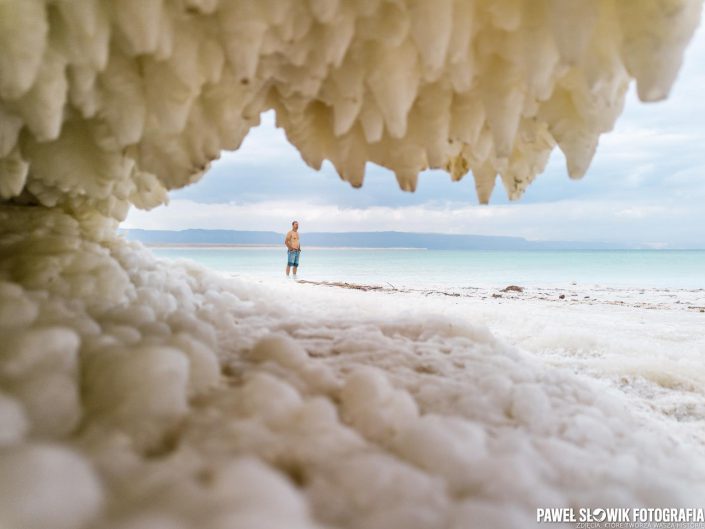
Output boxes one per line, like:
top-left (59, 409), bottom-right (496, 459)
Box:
top-left (284, 231), bottom-right (292, 250)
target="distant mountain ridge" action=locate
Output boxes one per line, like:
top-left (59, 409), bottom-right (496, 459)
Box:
top-left (122, 229), bottom-right (627, 250)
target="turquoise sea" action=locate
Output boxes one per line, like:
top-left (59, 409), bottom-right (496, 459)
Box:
top-left (150, 248), bottom-right (705, 289)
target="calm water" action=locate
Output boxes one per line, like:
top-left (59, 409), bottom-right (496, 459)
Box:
top-left (149, 248), bottom-right (705, 289)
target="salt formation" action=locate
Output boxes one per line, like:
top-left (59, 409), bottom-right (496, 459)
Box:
top-left (0, 0), bottom-right (701, 208)
top-left (2, 207), bottom-right (705, 529)
top-left (1, 1), bottom-right (704, 528)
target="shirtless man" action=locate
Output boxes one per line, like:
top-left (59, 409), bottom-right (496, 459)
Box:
top-left (285, 220), bottom-right (301, 278)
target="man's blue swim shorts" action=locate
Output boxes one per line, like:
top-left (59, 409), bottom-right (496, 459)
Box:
top-left (287, 249), bottom-right (300, 267)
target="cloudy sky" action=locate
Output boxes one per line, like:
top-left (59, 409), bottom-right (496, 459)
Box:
top-left (125, 25), bottom-right (705, 248)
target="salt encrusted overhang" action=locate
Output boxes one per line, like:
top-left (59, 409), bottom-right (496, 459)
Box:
top-left (0, 0), bottom-right (701, 219)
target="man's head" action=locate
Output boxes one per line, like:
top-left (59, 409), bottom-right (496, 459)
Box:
top-left (292, 220), bottom-right (299, 231)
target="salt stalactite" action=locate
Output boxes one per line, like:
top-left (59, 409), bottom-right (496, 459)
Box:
top-left (0, 1), bottom-right (704, 528)
top-left (0, 0), bottom-right (701, 213)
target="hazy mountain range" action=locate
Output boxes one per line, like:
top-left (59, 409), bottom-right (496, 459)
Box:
top-left (122, 229), bottom-right (630, 250)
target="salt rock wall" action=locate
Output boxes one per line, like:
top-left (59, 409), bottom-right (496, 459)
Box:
top-left (0, 0), bottom-right (701, 212)
top-left (2, 205), bottom-right (705, 529)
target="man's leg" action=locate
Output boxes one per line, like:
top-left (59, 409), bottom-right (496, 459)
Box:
top-left (286, 265), bottom-right (290, 276)
top-left (292, 266), bottom-right (297, 278)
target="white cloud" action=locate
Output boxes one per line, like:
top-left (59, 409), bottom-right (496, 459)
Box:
top-left (597, 128), bottom-right (698, 160)
top-left (123, 197), bottom-right (703, 247)
top-left (217, 111), bottom-right (302, 167)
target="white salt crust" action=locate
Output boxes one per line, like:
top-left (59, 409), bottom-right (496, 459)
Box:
top-left (1, 206), bottom-right (704, 529)
top-left (0, 0), bottom-right (701, 212)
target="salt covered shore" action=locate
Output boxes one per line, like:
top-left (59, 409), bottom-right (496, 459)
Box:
top-left (4, 211), bottom-right (704, 528)
top-left (285, 277), bottom-right (705, 452)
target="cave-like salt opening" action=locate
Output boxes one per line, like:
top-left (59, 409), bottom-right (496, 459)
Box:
top-left (1, 1), bottom-right (704, 528)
